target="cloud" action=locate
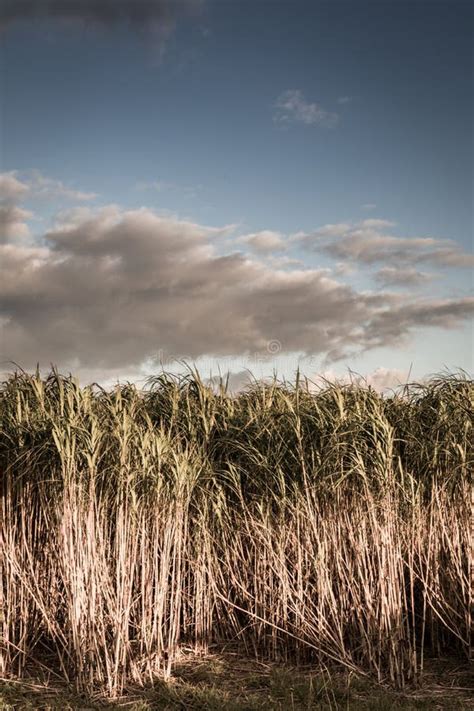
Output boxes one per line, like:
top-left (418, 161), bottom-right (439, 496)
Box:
top-left (1, 204), bottom-right (473, 378)
top-left (208, 370), bottom-right (254, 394)
top-left (0, 0), bottom-right (202, 56)
top-left (26, 171), bottom-right (98, 201)
top-left (267, 255), bottom-right (303, 269)
top-left (0, 0), bottom-right (201, 29)
top-left (333, 262), bottom-right (355, 277)
top-left (365, 367), bottom-right (410, 391)
top-left (337, 96), bottom-right (352, 105)
top-left (0, 172), bottom-right (29, 203)
top-left (310, 367), bottom-right (410, 393)
top-left (0, 170), bottom-right (97, 204)
top-left (238, 230), bottom-right (286, 253)
top-left (274, 90), bottom-right (338, 128)
top-left (0, 205), bottom-right (33, 241)
top-left (361, 203), bottom-right (377, 211)
top-left (210, 367), bottom-right (410, 395)
top-left (358, 219), bottom-right (396, 229)
top-left (298, 219), bottom-right (474, 269)
top-left (361, 297), bottom-right (474, 350)
top-left (375, 267), bottom-right (437, 288)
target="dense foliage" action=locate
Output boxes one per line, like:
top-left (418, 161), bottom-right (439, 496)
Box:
top-left (1, 370), bottom-right (472, 696)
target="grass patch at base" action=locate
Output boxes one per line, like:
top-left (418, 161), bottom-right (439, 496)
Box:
top-left (1, 653), bottom-right (472, 710)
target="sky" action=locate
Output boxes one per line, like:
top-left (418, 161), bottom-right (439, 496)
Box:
top-left (0, 0), bottom-right (472, 390)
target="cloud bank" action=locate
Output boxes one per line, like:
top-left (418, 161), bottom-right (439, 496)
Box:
top-left (1, 197), bottom-right (473, 377)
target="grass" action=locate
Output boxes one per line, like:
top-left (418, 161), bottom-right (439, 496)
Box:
top-left (0, 368), bottom-right (472, 701)
top-left (1, 652), bottom-right (472, 709)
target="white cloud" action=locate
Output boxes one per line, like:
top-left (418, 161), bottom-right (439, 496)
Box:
top-left (361, 203), bottom-right (377, 211)
top-left (0, 172), bottom-right (29, 203)
top-left (52, 206), bottom-right (100, 231)
top-left (26, 170), bottom-right (97, 201)
top-left (375, 267), bottom-right (437, 288)
top-left (360, 218), bottom-right (397, 229)
top-left (298, 219), bottom-right (474, 269)
top-left (294, 222), bottom-right (352, 239)
top-left (337, 96), bottom-right (352, 105)
top-left (365, 367), bottom-right (410, 391)
top-left (333, 262), bottom-right (355, 276)
top-left (310, 367), bottom-right (410, 393)
top-left (0, 205), bottom-right (33, 241)
top-left (0, 170), bottom-right (98, 204)
top-left (238, 230), bottom-right (286, 253)
top-left (267, 255), bottom-right (303, 269)
top-left (274, 90), bottom-right (339, 128)
top-left (208, 370), bottom-right (254, 394)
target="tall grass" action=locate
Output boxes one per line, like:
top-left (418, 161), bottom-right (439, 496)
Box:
top-left (0, 369), bottom-right (471, 696)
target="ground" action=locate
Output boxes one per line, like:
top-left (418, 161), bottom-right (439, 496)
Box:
top-left (1, 652), bottom-right (472, 710)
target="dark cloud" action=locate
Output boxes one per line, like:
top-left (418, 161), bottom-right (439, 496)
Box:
top-left (0, 204), bottom-right (472, 378)
top-left (0, 0), bottom-right (201, 38)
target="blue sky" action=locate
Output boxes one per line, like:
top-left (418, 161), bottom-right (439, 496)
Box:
top-left (0, 0), bottom-right (472, 388)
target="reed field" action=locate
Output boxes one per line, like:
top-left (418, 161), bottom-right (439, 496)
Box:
top-left (0, 369), bottom-right (472, 706)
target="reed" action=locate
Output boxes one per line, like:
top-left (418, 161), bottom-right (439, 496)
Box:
top-left (0, 369), bottom-right (471, 696)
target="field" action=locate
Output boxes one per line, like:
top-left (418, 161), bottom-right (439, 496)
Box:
top-left (0, 370), bottom-right (472, 708)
